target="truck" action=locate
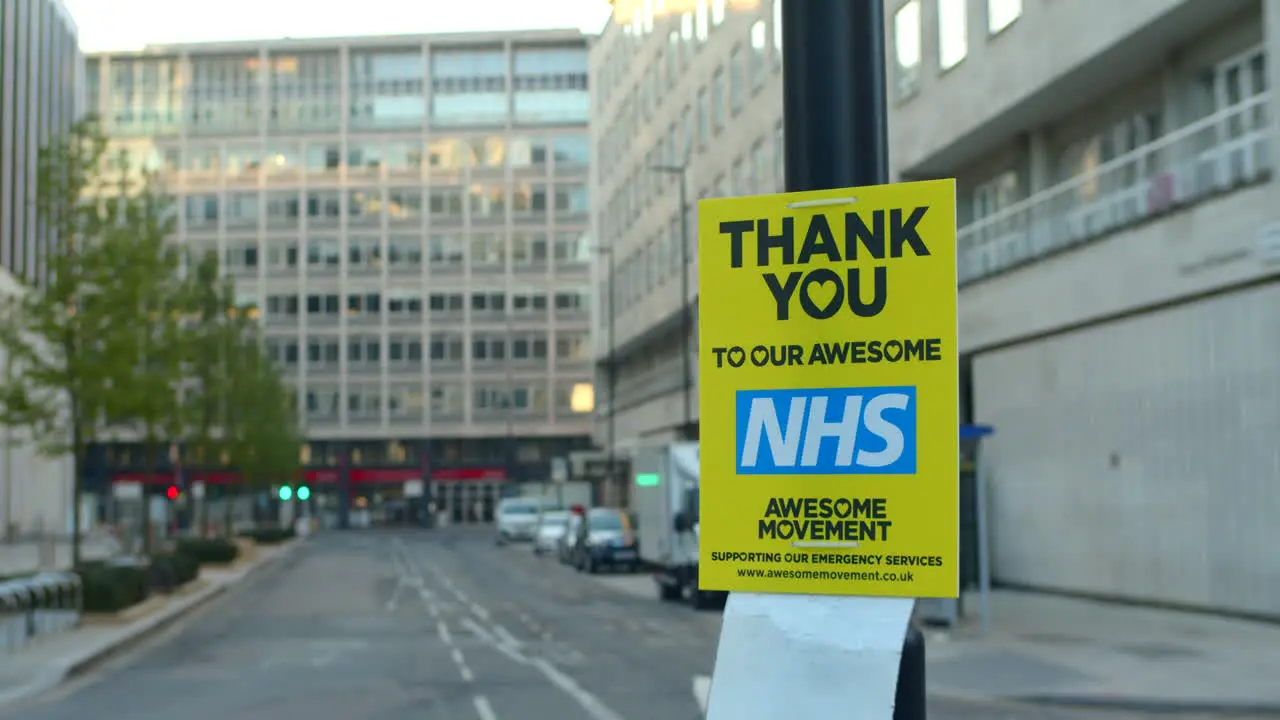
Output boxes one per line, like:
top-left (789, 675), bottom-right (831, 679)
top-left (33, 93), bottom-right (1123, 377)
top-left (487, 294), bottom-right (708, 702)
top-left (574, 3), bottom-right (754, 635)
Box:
top-left (632, 442), bottom-right (726, 610)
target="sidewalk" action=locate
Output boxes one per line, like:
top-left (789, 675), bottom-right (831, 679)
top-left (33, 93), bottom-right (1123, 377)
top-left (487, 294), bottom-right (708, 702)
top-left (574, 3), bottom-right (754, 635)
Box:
top-left (0, 538), bottom-right (304, 708)
top-left (926, 589), bottom-right (1280, 713)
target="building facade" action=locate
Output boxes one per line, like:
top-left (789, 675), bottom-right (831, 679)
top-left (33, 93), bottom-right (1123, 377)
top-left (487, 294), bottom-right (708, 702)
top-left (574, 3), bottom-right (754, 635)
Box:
top-left (590, 0), bottom-right (785, 505)
top-left (85, 30), bottom-right (595, 524)
top-left (0, 0), bottom-right (82, 538)
top-left (592, 0), bottom-right (1280, 616)
top-left (0, 0), bottom-right (81, 284)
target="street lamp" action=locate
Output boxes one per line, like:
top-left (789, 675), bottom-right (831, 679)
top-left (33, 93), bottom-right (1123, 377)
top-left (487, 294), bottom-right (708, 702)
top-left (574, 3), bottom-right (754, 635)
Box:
top-left (590, 244), bottom-right (618, 505)
top-left (504, 296), bottom-right (515, 484)
top-left (649, 164), bottom-right (694, 440)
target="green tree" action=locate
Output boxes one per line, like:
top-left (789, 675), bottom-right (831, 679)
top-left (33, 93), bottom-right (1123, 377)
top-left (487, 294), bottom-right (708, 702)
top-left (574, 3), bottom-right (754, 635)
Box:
top-left (0, 117), bottom-right (124, 565)
top-left (177, 249), bottom-right (235, 534)
top-left (96, 152), bottom-right (184, 555)
top-left (218, 313), bottom-right (299, 532)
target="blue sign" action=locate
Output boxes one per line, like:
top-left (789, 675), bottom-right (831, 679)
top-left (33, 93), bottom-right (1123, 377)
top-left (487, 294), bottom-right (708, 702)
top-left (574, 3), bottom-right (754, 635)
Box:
top-left (734, 386), bottom-right (917, 475)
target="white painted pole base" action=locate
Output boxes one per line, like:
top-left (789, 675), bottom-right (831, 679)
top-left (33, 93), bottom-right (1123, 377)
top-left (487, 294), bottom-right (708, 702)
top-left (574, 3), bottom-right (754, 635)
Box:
top-left (704, 593), bottom-right (914, 720)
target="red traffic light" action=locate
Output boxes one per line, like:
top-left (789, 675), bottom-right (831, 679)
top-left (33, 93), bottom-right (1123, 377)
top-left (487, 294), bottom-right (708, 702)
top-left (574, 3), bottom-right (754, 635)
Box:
top-left (165, 486), bottom-right (179, 501)
top-left (569, 504), bottom-right (585, 515)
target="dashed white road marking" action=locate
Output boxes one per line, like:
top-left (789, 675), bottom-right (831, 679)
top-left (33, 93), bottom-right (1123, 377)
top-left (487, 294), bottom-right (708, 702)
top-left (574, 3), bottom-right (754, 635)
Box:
top-left (473, 695), bottom-right (498, 720)
top-left (470, 602), bottom-right (491, 620)
top-left (460, 617), bottom-right (622, 720)
top-left (494, 624), bottom-right (522, 650)
top-left (438, 620), bottom-right (453, 645)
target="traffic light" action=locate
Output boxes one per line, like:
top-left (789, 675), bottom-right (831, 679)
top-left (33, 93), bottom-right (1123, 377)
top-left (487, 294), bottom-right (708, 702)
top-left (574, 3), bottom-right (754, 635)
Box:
top-left (278, 486), bottom-right (293, 501)
top-left (296, 486), bottom-right (311, 501)
top-left (165, 486), bottom-right (179, 501)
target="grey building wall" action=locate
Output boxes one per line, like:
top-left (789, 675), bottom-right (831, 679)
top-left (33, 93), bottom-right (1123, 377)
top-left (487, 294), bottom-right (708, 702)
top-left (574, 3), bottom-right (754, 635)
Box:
top-left (0, 0), bottom-right (81, 286)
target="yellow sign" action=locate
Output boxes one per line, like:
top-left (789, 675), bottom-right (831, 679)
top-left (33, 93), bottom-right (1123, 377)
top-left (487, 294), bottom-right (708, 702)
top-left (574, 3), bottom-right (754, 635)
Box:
top-left (696, 180), bottom-right (959, 598)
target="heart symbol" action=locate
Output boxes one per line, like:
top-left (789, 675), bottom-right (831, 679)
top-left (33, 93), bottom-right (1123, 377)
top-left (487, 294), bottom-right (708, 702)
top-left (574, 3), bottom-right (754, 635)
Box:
top-left (806, 278), bottom-right (840, 313)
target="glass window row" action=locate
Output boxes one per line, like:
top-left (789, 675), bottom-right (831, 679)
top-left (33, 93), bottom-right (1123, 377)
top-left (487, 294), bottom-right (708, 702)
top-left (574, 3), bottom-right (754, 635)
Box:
top-left (219, 230), bottom-right (588, 271)
top-left (260, 290), bottom-right (589, 320)
top-left (180, 183), bottom-right (587, 227)
top-left (266, 329), bottom-right (589, 367)
top-left (166, 135), bottom-right (587, 177)
top-left (301, 378), bottom-right (592, 423)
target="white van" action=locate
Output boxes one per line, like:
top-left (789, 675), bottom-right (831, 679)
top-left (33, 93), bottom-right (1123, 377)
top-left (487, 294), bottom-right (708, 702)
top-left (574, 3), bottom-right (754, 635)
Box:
top-left (495, 497), bottom-right (543, 544)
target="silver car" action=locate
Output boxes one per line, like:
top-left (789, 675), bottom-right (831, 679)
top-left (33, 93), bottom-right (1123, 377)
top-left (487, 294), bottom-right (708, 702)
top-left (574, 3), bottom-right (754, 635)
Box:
top-left (495, 498), bottom-right (542, 544)
top-left (532, 510), bottom-right (570, 555)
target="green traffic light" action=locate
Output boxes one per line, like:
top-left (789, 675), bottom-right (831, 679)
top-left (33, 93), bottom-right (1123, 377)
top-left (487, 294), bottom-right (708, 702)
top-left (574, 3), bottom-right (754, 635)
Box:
top-left (297, 486), bottom-right (310, 500)
top-left (278, 486), bottom-right (292, 500)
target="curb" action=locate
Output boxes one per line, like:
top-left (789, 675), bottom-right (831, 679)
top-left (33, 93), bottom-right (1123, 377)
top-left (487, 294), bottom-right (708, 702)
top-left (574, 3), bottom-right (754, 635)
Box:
top-left (62, 539), bottom-right (305, 680)
top-left (1012, 694), bottom-right (1280, 716)
top-left (62, 583), bottom-right (230, 680)
top-left (928, 688), bottom-right (1280, 716)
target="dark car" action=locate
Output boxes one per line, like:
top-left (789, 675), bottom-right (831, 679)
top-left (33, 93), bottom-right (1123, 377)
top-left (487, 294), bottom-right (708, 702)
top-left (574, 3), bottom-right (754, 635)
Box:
top-left (571, 507), bottom-right (639, 574)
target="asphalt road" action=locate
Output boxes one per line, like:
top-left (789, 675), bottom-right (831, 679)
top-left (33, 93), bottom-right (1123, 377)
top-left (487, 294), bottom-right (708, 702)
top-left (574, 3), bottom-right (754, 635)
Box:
top-left (2, 529), bottom-right (1260, 719)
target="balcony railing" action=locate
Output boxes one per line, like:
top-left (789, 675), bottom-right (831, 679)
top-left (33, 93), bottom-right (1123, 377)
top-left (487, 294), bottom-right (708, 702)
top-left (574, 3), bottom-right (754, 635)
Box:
top-left (958, 92), bottom-right (1271, 286)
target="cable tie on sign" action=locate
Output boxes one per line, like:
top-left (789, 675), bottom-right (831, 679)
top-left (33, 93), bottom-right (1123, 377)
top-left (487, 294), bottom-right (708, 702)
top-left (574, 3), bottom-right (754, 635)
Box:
top-left (786, 197), bottom-right (858, 209)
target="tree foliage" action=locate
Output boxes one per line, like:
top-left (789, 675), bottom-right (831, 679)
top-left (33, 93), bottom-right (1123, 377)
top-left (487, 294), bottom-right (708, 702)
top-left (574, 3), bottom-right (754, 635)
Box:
top-left (0, 117), bottom-right (301, 560)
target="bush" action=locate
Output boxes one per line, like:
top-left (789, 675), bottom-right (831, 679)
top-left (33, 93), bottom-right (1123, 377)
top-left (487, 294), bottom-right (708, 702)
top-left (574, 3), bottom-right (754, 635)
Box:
top-left (76, 563), bottom-right (150, 613)
top-left (239, 527), bottom-right (296, 545)
top-left (149, 552), bottom-right (200, 593)
top-left (174, 538), bottom-right (239, 565)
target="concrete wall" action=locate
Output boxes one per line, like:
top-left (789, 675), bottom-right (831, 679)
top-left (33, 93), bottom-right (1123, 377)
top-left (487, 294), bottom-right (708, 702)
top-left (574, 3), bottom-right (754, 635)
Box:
top-left (0, 268), bottom-right (75, 539)
top-left (973, 281), bottom-right (1280, 616)
top-left (959, 184), bottom-right (1278, 353)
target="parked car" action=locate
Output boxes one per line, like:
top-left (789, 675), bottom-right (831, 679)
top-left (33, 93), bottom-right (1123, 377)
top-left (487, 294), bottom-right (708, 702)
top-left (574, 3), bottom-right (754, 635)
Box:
top-left (558, 512), bottom-right (585, 564)
top-left (532, 510), bottom-right (570, 556)
top-left (495, 498), bottom-right (543, 544)
top-left (571, 507), bottom-right (640, 574)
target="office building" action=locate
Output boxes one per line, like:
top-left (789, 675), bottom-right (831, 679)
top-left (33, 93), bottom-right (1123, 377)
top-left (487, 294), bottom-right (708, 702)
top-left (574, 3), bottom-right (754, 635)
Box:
top-left (0, 0), bottom-right (82, 538)
top-left (592, 0), bottom-right (1280, 616)
top-left (590, 0), bottom-right (784, 505)
top-left (0, 0), bottom-right (81, 284)
top-left (85, 30), bottom-right (595, 525)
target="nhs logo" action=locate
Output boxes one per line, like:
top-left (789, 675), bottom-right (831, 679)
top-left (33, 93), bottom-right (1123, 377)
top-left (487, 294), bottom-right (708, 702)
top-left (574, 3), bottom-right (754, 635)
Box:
top-left (735, 386), bottom-right (917, 475)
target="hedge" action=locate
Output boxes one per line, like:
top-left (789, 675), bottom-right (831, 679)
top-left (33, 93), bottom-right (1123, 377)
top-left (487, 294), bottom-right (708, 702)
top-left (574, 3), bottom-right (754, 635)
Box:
top-left (174, 538), bottom-right (239, 565)
top-left (239, 528), bottom-right (296, 545)
top-left (149, 552), bottom-right (200, 593)
top-left (77, 562), bottom-right (151, 613)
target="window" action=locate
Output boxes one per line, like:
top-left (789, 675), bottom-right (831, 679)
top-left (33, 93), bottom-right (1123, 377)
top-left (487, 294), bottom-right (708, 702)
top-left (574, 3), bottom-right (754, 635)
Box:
top-left (749, 21), bottom-right (767, 91)
top-left (696, 89), bottom-right (710, 146)
top-left (695, 0), bottom-right (710, 41)
top-left (554, 184), bottom-right (589, 216)
top-left (894, 0), bottom-right (922, 99)
top-left (429, 187), bottom-right (464, 218)
top-left (430, 383), bottom-right (464, 418)
top-left (711, 69), bottom-right (725, 132)
top-left (728, 47), bottom-right (744, 114)
top-left (938, 0), bottom-right (968, 70)
top-left (710, 0), bottom-right (726, 26)
top-left (471, 334), bottom-right (506, 363)
top-left (429, 292), bottom-right (465, 315)
top-left (429, 333), bottom-right (465, 364)
top-left (509, 331), bottom-right (549, 362)
top-left (772, 0), bottom-right (783, 65)
top-left (346, 336), bottom-right (381, 367)
top-left (555, 331), bottom-right (589, 361)
top-left (987, 0), bottom-right (1021, 34)
top-left (388, 336), bottom-right (424, 366)
top-left (387, 235), bottom-right (422, 270)
top-left (511, 290), bottom-right (548, 316)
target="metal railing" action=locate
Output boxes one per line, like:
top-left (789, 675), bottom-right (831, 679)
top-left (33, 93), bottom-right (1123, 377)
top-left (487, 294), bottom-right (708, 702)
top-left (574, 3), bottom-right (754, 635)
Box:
top-left (0, 573), bottom-right (81, 653)
top-left (958, 92), bottom-right (1272, 286)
